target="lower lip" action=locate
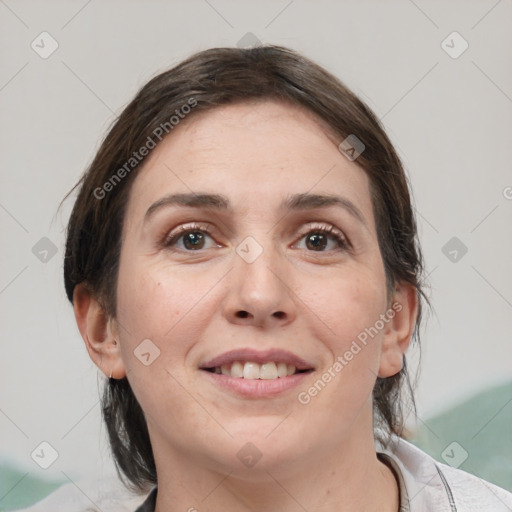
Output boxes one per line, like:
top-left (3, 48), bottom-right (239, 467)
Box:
top-left (201, 370), bottom-right (313, 398)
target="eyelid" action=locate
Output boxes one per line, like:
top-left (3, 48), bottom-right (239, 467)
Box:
top-left (296, 221), bottom-right (346, 239)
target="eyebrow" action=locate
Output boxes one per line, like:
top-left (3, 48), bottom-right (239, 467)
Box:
top-left (144, 192), bottom-right (367, 227)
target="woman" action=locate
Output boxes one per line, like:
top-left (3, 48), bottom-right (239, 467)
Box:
top-left (42, 45), bottom-right (511, 511)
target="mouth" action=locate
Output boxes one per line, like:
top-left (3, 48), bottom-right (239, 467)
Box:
top-left (200, 348), bottom-right (314, 377)
top-left (199, 348), bottom-right (314, 397)
top-left (202, 361), bottom-right (312, 379)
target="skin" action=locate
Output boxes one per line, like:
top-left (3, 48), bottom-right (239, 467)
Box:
top-left (74, 99), bottom-right (418, 512)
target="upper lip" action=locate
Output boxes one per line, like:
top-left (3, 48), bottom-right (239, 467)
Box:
top-left (200, 348), bottom-right (315, 371)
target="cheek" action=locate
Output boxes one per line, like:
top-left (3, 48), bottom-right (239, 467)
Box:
top-left (114, 265), bottom-right (214, 433)
top-left (297, 262), bottom-right (387, 403)
top-left (305, 262), bottom-right (388, 350)
top-left (115, 260), bottom-right (217, 369)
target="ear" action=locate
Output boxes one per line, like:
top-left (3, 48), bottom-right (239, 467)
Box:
top-left (378, 282), bottom-right (419, 378)
top-left (73, 283), bottom-right (126, 379)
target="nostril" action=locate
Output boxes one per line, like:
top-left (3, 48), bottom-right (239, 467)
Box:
top-left (234, 311), bottom-right (285, 320)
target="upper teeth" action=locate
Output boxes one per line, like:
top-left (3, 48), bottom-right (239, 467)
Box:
top-left (213, 361), bottom-right (297, 379)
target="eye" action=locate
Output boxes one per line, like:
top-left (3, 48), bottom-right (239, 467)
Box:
top-left (295, 224), bottom-right (349, 252)
top-left (162, 222), bottom-right (349, 253)
top-left (163, 223), bottom-right (220, 251)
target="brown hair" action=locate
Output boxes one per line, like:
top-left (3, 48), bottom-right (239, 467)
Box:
top-left (62, 44), bottom-right (429, 493)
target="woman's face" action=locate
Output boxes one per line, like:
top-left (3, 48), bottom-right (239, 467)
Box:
top-left (109, 99), bottom-right (410, 476)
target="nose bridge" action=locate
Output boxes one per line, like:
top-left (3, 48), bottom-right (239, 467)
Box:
top-left (224, 233), bottom-right (296, 326)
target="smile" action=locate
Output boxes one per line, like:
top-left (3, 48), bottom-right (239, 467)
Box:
top-left (199, 348), bottom-right (315, 398)
top-left (204, 361), bottom-right (308, 379)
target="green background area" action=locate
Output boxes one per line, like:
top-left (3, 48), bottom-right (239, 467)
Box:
top-left (410, 380), bottom-right (512, 492)
top-left (0, 469), bottom-right (64, 511)
top-left (1, 381), bottom-right (511, 511)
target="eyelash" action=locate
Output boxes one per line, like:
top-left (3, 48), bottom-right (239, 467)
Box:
top-left (162, 222), bottom-right (350, 253)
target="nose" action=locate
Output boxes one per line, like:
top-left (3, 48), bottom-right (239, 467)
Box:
top-left (221, 240), bottom-right (297, 328)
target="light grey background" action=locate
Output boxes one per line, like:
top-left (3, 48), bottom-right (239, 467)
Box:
top-left (1, 0), bottom-right (511, 490)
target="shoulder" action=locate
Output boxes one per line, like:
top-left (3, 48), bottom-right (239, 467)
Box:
top-left (13, 476), bottom-right (150, 512)
top-left (379, 435), bottom-right (512, 512)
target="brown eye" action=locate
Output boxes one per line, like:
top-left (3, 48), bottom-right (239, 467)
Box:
top-left (296, 225), bottom-right (349, 252)
top-left (180, 231), bottom-right (206, 250)
top-left (305, 232), bottom-right (329, 251)
top-left (163, 224), bottom-right (219, 252)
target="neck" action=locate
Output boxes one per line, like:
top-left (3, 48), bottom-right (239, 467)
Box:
top-left (152, 419), bottom-right (399, 512)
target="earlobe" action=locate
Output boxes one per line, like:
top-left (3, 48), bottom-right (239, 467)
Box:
top-left (378, 283), bottom-right (419, 378)
top-left (72, 283), bottom-right (126, 379)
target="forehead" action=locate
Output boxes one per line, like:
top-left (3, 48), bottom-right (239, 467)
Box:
top-left (124, 99), bottom-right (373, 225)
